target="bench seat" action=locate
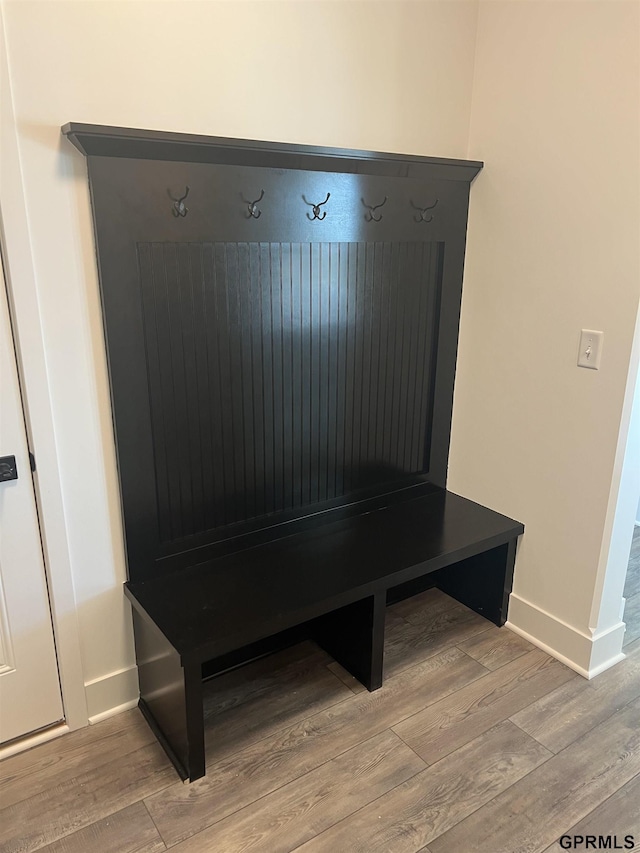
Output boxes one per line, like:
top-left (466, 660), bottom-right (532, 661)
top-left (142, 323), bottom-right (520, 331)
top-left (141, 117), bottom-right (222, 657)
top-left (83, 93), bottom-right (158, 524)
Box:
top-left (125, 486), bottom-right (523, 781)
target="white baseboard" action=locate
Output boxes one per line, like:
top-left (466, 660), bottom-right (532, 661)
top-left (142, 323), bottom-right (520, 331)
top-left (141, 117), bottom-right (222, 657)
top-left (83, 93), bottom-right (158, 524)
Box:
top-left (85, 665), bottom-right (139, 724)
top-left (0, 723), bottom-right (70, 760)
top-left (507, 592), bottom-right (626, 679)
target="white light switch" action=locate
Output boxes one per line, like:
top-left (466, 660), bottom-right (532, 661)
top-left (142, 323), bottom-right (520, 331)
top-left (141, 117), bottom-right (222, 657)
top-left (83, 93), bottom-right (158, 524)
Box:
top-left (577, 329), bottom-right (603, 369)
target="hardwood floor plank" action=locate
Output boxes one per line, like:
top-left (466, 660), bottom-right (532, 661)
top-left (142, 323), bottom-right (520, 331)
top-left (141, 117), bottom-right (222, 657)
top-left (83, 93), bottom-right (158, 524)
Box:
top-left (293, 721), bottom-right (551, 853)
top-left (16, 590), bottom-right (640, 853)
top-left (0, 710), bottom-right (155, 809)
top-left (511, 639), bottom-right (640, 753)
top-left (542, 772), bottom-right (640, 852)
top-left (203, 641), bottom-right (332, 719)
top-left (457, 626), bottom-right (535, 671)
top-left (38, 803), bottom-right (166, 853)
top-left (394, 649), bottom-right (574, 764)
top-left (145, 646), bottom-right (488, 847)
top-left (168, 730), bottom-right (425, 853)
top-left (389, 588), bottom-right (462, 622)
top-left (623, 530), bottom-right (640, 648)
top-left (203, 644), bottom-right (353, 761)
top-left (624, 537), bottom-right (640, 600)
top-left (428, 696), bottom-right (640, 853)
top-left (385, 607), bottom-right (410, 630)
top-left (384, 607), bottom-right (490, 678)
top-left (623, 592), bottom-right (640, 646)
top-left (624, 556), bottom-right (640, 600)
top-left (0, 743), bottom-right (175, 853)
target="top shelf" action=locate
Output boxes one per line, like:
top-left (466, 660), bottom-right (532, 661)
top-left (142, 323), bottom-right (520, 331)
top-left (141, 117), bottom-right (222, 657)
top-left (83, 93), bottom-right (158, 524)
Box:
top-left (61, 122), bottom-right (483, 183)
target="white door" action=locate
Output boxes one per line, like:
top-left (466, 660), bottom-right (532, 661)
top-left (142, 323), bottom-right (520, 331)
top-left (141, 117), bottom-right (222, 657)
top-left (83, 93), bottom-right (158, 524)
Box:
top-left (0, 249), bottom-right (64, 744)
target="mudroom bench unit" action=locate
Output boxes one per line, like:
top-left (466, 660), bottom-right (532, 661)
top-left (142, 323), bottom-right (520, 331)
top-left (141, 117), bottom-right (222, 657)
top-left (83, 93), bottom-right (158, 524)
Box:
top-left (63, 123), bottom-right (524, 783)
top-left (125, 486), bottom-right (522, 782)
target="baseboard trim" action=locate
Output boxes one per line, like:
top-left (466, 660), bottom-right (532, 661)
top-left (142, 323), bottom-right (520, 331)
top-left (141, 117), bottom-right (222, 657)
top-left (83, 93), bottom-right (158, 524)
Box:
top-left (0, 723), bottom-right (70, 760)
top-left (85, 665), bottom-right (139, 723)
top-left (586, 651), bottom-right (627, 679)
top-left (507, 592), bottom-right (626, 679)
top-left (88, 698), bottom-right (140, 725)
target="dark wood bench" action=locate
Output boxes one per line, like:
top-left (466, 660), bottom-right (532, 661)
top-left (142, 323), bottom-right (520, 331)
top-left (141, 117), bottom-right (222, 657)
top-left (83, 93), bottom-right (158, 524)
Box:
top-left (125, 486), bottom-right (523, 782)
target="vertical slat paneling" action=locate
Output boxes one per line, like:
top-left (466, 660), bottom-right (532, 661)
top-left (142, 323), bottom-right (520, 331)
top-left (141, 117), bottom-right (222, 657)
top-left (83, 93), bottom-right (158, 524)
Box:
top-left (137, 244), bottom-right (173, 543)
top-left (270, 244), bottom-right (285, 512)
top-left (202, 244), bottom-right (225, 530)
top-left (359, 243), bottom-right (374, 478)
top-left (342, 242), bottom-right (357, 494)
top-left (225, 243), bottom-right (245, 523)
top-left (318, 242), bottom-right (331, 502)
top-left (400, 242), bottom-right (420, 472)
top-left (395, 242), bottom-right (414, 470)
top-left (389, 242), bottom-right (408, 469)
top-left (409, 243), bottom-right (429, 473)
top-left (236, 243), bottom-right (255, 521)
top-left (152, 243), bottom-right (183, 540)
top-left (168, 243), bottom-right (196, 536)
top-left (309, 242), bottom-right (321, 504)
top-left (326, 243), bottom-right (340, 500)
top-left (382, 241), bottom-right (401, 467)
top-left (176, 243), bottom-right (205, 535)
top-left (334, 243), bottom-right (348, 498)
top-left (300, 244), bottom-right (312, 507)
top-left (417, 243), bottom-right (444, 470)
top-left (189, 244), bottom-right (215, 531)
top-left (373, 242), bottom-right (391, 466)
top-left (290, 243), bottom-right (303, 508)
top-left (366, 242), bottom-right (382, 468)
top-left (259, 243), bottom-right (275, 514)
top-left (351, 242), bottom-right (366, 486)
top-left (138, 240), bottom-right (442, 545)
top-left (247, 242), bottom-right (264, 519)
top-left (280, 245), bottom-right (293, 510)
top-left (213, 243), bottom-right (235, 526)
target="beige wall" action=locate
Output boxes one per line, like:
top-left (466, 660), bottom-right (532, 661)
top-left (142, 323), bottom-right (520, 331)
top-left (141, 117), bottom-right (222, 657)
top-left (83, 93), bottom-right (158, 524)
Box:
top-left (449, 0), bottom-right (640, 672)
top-left (2, 0), bottom-right (480, 717)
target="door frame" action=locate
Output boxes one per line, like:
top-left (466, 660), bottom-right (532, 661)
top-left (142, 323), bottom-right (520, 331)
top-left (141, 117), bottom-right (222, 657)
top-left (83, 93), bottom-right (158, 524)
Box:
top-left (589, 303), bottom-right (640, 658)
top-left (0, 6), bottom-right (88, 740)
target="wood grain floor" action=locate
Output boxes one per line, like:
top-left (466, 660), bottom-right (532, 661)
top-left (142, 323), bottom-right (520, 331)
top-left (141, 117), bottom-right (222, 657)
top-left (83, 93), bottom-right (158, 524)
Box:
top-left (3, 558), bottom-right (640, 853)
top-left (624, 525), bottom-right (640, 646)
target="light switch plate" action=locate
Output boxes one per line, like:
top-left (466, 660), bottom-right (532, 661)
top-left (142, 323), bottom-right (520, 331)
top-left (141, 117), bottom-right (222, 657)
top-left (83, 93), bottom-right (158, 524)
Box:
top-left (578, 329), bottom-right (603, 369)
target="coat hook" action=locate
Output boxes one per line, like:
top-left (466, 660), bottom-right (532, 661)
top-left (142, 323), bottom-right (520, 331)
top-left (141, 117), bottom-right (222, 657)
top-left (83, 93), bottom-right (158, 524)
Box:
top-left (243, 189), bottom-right (264, 219)
top-left (410, 198), bottom-right (438, 223)
top-left (362, 196), bottom-right (387, 222)
top-left (303, 192), bottom-right (331, 221)
top-left (168, 186), bottom-right (190, 217)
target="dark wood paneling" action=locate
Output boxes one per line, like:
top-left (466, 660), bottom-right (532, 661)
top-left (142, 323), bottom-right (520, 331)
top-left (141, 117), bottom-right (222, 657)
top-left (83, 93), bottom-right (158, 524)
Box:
top-left (85, 156), bottom-right (471, 580)
top-left (69, 129), bottom-right (483, 583)
top-left (136, 240), bottom-right (442, 546)
top-left (133, 608), bottom-right (204, 782)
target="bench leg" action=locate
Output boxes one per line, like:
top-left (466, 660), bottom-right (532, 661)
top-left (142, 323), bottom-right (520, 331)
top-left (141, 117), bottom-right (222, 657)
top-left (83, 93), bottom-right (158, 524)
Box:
top-left (313, 593), bottom-right (386, 691)
top-left (436, 539), bottom-right (517, 626)
top-left (132, 608), bottom-right (205, 782)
